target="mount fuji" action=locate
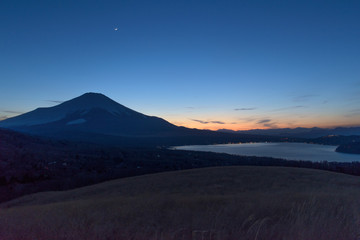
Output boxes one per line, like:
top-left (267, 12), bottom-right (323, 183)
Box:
top-left (0, 93), bottom-right (179, 138)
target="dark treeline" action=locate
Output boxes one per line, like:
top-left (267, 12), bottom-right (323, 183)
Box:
top-left (336, 142), bottom-right (360, 154)
top-left (307, 135), bottom-right (360, 146)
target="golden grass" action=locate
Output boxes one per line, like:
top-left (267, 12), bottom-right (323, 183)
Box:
top-left (1, 166), bottom-right (360, 240)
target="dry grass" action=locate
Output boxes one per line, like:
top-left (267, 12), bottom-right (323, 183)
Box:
top-left (1, 166), bottom-right (360, 240)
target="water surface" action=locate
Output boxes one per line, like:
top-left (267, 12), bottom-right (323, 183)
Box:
top-left (173, 142), bottom-right (360, 162)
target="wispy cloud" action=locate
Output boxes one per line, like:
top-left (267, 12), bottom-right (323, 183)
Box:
top-left (191, 119), bottom-right (209, 124)
top-left (190, 119), bottom-right (226, 124)
top-left (257, 118), bottom-right (278, 128)
top-left (45, 100), bottom-right (64, 104)
top-left (0, 115), bottom-right (8, 121)
top-left (211, 121), bottom-right (225, 124)
top-left (272, 105), bottom-right (306, 112)
top-left (257, 119), bottom-right (271, 124)
top-left (234, 107), bottom-right (257, 111)
top-left (293, 94), bottom-right (317, 102)
top-left (1, 110), bottom-right (23, 114)
top-left (238, 117), bottom-right (256, 123)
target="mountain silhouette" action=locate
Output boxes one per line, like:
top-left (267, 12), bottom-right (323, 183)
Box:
top-left (0, 93), bottom-right (178, 137)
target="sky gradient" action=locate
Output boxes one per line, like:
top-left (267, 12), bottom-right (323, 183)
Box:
top-left (1, 0), bottom-right (360, 130)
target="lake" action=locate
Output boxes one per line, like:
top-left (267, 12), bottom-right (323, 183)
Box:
top-left (172, 142), bottom-right (360, 162)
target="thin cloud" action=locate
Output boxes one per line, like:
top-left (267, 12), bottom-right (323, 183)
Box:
top-left (210, 121), bottom-right (225, 124)
top-left (257, 119), bottom-right (271, 124)
top-left (272, 105), bottom-right (306, 112)
top-left (257, 118), bottom-right (278, 128)
top-left (190, 119), bottom-right (226, 125)
top-left (1, 110), bottom-right (23, 114)
top-left (45, 100), bottom-right (64, 104)
top-left (263, 122), bottom-right (278, 128)
top-left (238, 117), bottom-right (256, 123)
top-left (293, 105), bottom-right (306, 109)
top-left (0, 115), bottom-right (8, 121)
top-left (293, 94), bottom-right (317, 102)
top-left (234, 107), bottom-right (257, 111)
top-left (191, 119), bottom-right (209, 124)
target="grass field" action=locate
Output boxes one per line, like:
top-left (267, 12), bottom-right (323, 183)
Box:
top-left (1, 166), bottom-right (360, 240)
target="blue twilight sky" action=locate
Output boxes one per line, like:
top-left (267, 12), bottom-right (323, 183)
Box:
top-left (1, 0), bottom-right (360, 130)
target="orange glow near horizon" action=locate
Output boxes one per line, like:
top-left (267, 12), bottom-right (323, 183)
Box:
top-left (165, 116), bottom-right (360, 131)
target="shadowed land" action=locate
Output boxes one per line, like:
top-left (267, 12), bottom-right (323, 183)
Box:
top-left (2, 127), bottom-right (360, 205)
top-left (1, 166), bottom-right (360, 240)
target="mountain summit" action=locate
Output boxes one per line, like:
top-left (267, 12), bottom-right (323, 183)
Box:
top-left (0, 93), bottom-right (177, 137)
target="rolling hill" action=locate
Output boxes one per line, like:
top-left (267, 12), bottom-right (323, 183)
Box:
top-left (1, 166), bottom-right (359, 240)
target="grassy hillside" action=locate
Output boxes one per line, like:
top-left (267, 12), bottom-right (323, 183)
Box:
top-left (1, 166), bottom-right (360, 240)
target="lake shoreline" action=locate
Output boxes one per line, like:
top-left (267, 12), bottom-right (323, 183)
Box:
top-left (172, 142), bottom-right (360, 163)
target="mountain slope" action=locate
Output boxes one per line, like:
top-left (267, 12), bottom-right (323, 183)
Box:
top-left (0, 93), bottom-right (178, 137)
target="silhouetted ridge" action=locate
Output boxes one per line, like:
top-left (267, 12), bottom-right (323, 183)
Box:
top-left (0, 93), bottom-right (177, 137)
top-left (336, 142), bottom-right (360, 154)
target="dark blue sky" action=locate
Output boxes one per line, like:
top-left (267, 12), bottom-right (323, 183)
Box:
top-left (1, 0), bottom-right (360, 130)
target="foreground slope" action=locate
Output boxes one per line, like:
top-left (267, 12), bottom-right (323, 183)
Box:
top-left (1, 166), bottom-right (360, 240)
